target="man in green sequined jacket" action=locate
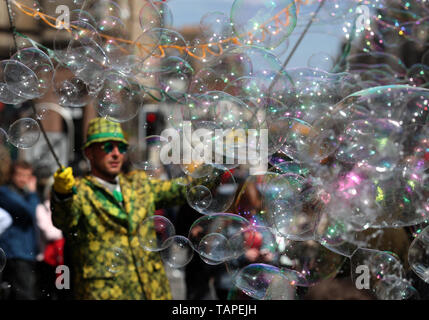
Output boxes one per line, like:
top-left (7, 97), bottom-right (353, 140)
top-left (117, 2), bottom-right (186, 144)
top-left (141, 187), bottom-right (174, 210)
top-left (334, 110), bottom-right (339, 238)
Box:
top-left (51, 117), bottom-right (189, 300)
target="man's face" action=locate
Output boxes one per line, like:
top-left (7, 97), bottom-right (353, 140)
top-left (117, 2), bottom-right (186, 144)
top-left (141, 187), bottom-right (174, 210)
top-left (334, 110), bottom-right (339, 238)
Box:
top-left (12, 167), bottom-right (33, 190)
top-left (85, 141), bottom-right (127, 181)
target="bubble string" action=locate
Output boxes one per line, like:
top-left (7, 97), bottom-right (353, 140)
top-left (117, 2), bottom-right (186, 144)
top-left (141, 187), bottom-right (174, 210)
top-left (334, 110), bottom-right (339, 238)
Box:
top-left (5, 0), bottom-right (68, 170)
top-left (11, 0), bottom-right (310, 61)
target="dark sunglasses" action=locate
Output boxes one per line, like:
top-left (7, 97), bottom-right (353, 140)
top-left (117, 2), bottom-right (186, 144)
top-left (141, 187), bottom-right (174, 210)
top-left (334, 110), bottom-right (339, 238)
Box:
top-left (101, 141), bottom-right (128, 154)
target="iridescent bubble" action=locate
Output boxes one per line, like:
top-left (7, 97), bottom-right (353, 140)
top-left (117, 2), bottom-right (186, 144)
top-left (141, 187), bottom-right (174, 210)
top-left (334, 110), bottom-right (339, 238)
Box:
top-left (188, 213), bottom-right (252, 259)
top-left (63, 38), bottom-right (109, 86)
top-left (189, 68), bottom-right (225, 94)
top-left (187, 185), bottom-right (213, 213)
top-left (278, 239), bottom-right (346, 286)
top-left (139, 0), bottom-right (173, 32)
top-left (128, 135), bottom-right (169, 176)
top-left (208, 46), bottom-right (282, 84)
top-left (135, 28), bottom-right (187, 66)
top-left (234, 263), bottom-right (295, 300)
top-left (200, 11), bottom-right (234, 51)
top-left (158, 56), bottom-right (193, 93)
top-left (95, 72), bottom-right (143, 122)
top-left (351, 248), bottom-right (405, 293)
top-left (69, 9), bottom-right (97, 26)
top-left (198, 233), bottom-right (231, 264)
top-left (106, 247), bottom-right (128, 274)
top-left (264, 173), bottom-right (320, 241)
top-left (0, 60), bottom-right (27, 105)
top-left (3, 59), bottom-right (39, 100)
top-left (409, 225), bottom-right (429, 283)
top-left (230, 0), bottom-right (297, 49)
top-left (7, 118), bottom-right (40, 149)
top-left (315, 203), bottom-right (361, 255)
top-left (185, 167), bottom-right (237, 215)
top-left (88, 0), bottom-right (122, 18)
top-left (374, 275), bottom-right (420, 300)
top-left (53, 66), bottom-right (92, 108)
top-left (160, 235), bottom-right (194, 268)
top-left (138, 215), bottom-right (175, 252)
top-left (11, 48), bottom-right (54, 98)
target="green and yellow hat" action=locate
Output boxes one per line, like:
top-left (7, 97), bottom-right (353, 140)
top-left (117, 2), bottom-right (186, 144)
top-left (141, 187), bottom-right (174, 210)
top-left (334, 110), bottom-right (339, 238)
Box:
top-left (83, 117), bottom-right (128, 150)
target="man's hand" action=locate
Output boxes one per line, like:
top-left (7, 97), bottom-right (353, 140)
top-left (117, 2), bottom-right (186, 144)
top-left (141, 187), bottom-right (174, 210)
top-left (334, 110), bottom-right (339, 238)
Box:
top-left (53, 167), bottom-right (75, 195)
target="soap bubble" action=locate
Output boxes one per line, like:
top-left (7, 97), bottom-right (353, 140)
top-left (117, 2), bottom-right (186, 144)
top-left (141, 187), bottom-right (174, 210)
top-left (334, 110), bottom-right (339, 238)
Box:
top-left (230, 0), bottom-right (297, 49)
top-left (188, 213), bottom-right (253, 260)
top-left (200, 11), bottom-right (234, 52)
top-left (11, 48), bottom-right (54, 98)
top-left (264, 173), bottom-right (321, 241)
top-left (158, 56), bottom-right (193, 93)
top-left (128, 135), bottom-right (169, 176)
top-left (0, 60), bottom-right (26, 104)
top-left (138, 215), bottom-right (175, 252)
top-left (374, 275), bottom-right (420, 300)
top-left (135, 28), bottom-right (187, 65)
top-left (106, 247), bottom-right (128, 274)
top-left (198, 233), bottom-right (231, 265)
top-left (234, 263), bottom-right (296, 300)
top-left (185, 166), bottom-right (237, 215)
top-left (2, 60), bottom-right (39, 100)
top-left (160, 235), bottom-right (194, 268)
top-left (351, 248), bottom-right (405, 293)
top-left (95, 72), bottom-right (143, 122)
top-left (139, 0), bottom-right (173, 32)
top-left (409, 225), bottom-right (429, 283)
top-left (7, 118), bottom-right (41, 149)
top-left (187, 185), bottom-right (213, 212)
top-left (278, 239), bottom-right (346, 286)
top-left (88, 0), bottom-right (122, 19)
top-left (53, 66), bottom-right (92, 108)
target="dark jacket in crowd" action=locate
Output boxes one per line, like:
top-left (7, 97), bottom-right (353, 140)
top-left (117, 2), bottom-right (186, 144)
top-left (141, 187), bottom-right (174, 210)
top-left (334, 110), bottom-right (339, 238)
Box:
top-left (0, 185), bottom-right (39, 261)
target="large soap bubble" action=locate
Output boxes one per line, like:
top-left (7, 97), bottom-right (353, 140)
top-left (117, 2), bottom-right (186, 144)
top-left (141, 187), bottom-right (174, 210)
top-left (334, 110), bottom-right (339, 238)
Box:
top-left (409, 226), bottom-right (429, 283)
top-left (7, 118), bottom-right (41, 149)
top-left (138, 215), bottom-right (176, 252)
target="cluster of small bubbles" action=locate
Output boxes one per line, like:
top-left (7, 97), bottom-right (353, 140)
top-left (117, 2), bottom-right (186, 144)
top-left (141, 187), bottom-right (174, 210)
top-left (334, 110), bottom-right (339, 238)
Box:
top-left (185, 166), bottom-right (237, 215)
top-left (188, 213), bottom-right (254, 262)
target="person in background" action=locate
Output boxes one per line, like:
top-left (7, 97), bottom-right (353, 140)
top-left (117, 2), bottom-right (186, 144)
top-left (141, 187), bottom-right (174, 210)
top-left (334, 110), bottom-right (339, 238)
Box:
top-left (36, 181), bottom-right (64, 300)
top-left (0, 161), bottom-right (40, 300)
